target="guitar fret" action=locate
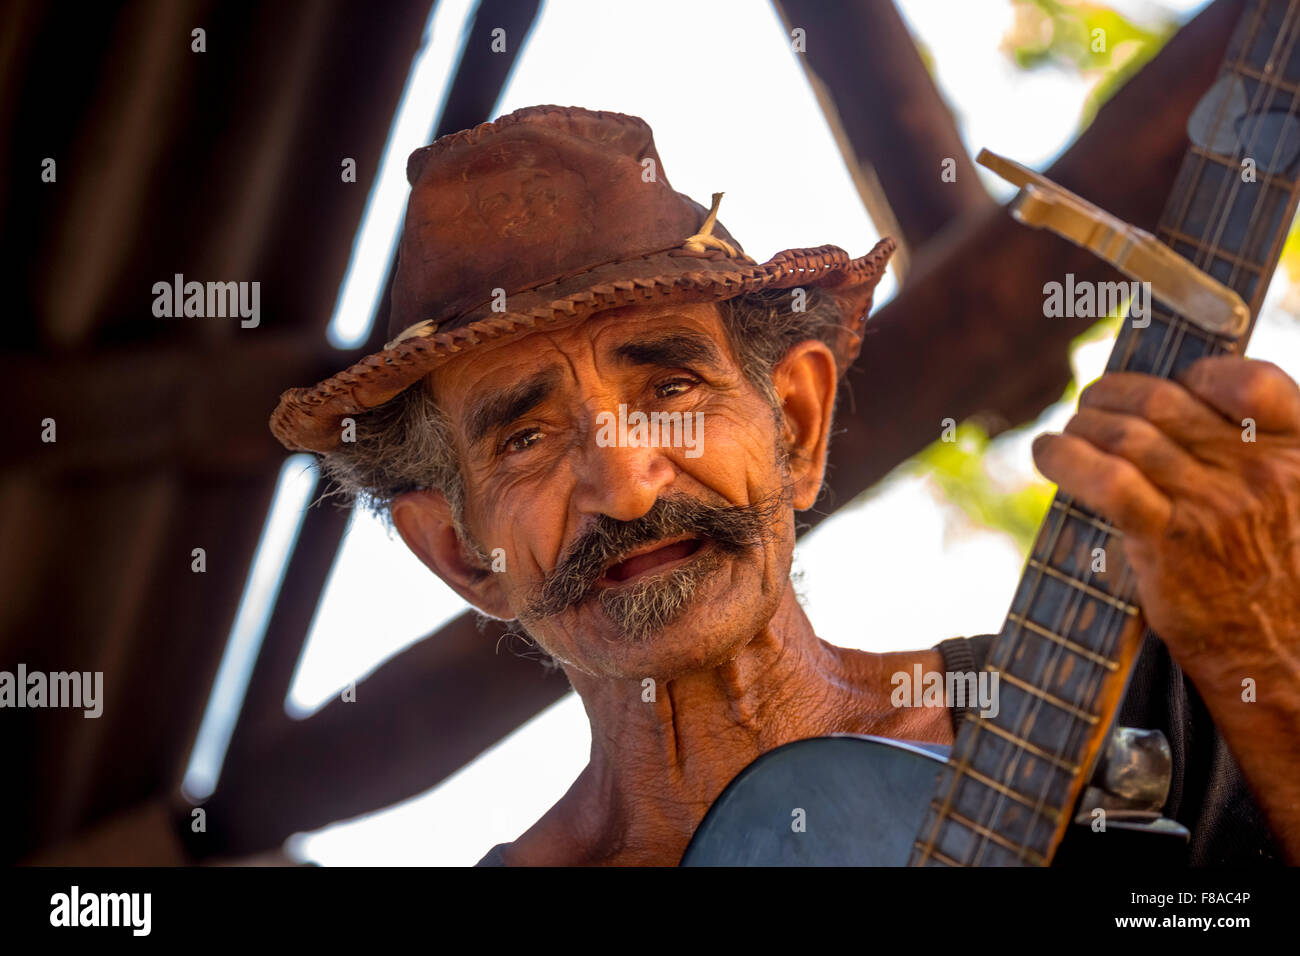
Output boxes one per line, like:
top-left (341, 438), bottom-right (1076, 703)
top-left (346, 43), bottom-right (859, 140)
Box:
top-left (1147, 306), bottom-right (1230, 344)
top-left (1230, 60), bottom-right (1300, 98)
top-left (911, 842), bottom-right (964, 867)
top-left (918, 716), bottom-right (1078, 868)
top-left (1183, 143), bottom-right (1299, 195)
top-left (1025, 559), bottom-right (1141, 615)
top-left (977, 718), bottom-right (1083, 774)
top-left (996, 668), bottom-right (1101, 725)
top-left (943, 757), bottom-right (1068, 819)
top-left (1049, 499), bottom-right (1119, 538)
top-left (1157, 223), bottom-right (1267, 275)
top-left (911, 0), bottom-right (1300, 869)
top-left (928, 803), bottom-right (1050, 865)
top-left (1006, 612), bottom-right (1119, 671)
top-left (1108, 313), bottom-right (1230, 377)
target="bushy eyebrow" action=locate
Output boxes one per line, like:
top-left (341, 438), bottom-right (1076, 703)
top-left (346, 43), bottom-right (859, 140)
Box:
top-left (611, 330), bottom-right (723, 371)
top-left (464, 370), bottom-right (559, 446)
top-left (462, 330), bottom-right (721, 447)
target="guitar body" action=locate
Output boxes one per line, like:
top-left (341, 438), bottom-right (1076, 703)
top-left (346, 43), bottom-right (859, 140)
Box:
top-left (681, 736), bottom-right (945, 866)
top-left (681, 734), bottom-right (1190, 866)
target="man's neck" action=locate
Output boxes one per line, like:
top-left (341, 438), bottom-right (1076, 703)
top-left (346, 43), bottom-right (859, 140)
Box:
top-left (509, 585), bottom-right (950, 865)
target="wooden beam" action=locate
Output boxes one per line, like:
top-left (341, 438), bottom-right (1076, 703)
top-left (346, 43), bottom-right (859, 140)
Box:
top-left (187, 611), bottom-right (569, 859)
top-left (3, 334), bottom-right (344, 475)
top-left (773, 0), bottom-right (994, 278)
top-left (0, 467), bottom-right (280, 862)
top-left (434, 0), bottom-right (542, 139)
top-left (815, 0), bottom-right (1244, 526)
top-left (37, 0), bottom-right (193, 349)
top-left (0, 0), bottom-right (438, 865)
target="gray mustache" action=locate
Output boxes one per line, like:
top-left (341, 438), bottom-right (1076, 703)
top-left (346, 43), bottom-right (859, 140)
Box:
top-left (523, 492), bottom-right (785, 619)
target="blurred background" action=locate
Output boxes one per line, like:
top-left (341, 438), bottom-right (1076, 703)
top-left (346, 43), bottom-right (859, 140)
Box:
top-left (4, 0), bottom-right (1295, 866)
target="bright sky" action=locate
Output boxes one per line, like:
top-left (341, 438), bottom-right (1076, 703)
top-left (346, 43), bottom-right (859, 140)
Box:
top-left (263, 0), bottom-right (1300, 866)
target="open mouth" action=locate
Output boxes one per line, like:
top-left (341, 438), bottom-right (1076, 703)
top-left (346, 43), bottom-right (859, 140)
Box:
top-left (598, 537), bottom-right (705, 585)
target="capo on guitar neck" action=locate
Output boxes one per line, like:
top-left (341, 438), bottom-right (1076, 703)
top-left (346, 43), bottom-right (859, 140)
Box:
top-left (977, 149), bottom-right (1250, 339)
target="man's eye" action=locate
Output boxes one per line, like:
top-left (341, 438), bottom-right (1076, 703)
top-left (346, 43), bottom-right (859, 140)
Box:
top-left (502, 428), bottom-right (542, 454)
top-left (655, 376), bottom-right (698, 399)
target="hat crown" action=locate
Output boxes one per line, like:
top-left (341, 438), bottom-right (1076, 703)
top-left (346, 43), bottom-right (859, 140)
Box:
top-left (387, 105), bottom-right (739, 342)
top-left (269, 103), bottom-right (894, 455)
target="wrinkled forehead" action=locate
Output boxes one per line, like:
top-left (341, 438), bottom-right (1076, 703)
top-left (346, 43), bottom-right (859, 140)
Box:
top-left (425, 299), bottom-right (733, 414)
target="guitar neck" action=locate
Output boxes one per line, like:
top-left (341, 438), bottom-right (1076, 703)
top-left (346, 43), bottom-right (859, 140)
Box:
top-left (912, 0), bottom-right (1300, 867)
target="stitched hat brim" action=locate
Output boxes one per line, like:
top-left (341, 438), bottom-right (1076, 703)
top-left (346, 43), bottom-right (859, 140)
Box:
top-left (270, 237), bottom-right (895, 453)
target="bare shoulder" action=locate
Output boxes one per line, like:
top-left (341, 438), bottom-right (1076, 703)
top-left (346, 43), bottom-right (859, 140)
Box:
top-left (831, 644), bottom-right (954, 745)
top-left (474, 768), bottom-right (610, 866)
top-left (832, 643), bottom-right (948, 692)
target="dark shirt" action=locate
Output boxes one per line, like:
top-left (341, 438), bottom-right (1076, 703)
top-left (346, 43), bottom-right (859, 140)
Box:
top-left (946, 633), bottom-right (1282, 866)
top-left (475, 633), bottom-right (1284, 866)
top-left (1105, 630), bottom-right (1283, 865)
top-left (477, 841), bottom-right (508, 867)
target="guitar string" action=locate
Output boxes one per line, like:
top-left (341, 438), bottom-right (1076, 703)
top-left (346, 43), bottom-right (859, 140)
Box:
top-left (931, 0), bottom-right (1292, 866)
top-left (997, 0), bottom-right (1300, 863)
top-left (916, 0), bottom-right (1286, 865)
top-left (1194, 17), bottom-right (1300, 313)
top-left (1064, 0), bottom-right (1300, 835)
top-left (954, 0), bottom-right (1282, 863)
top-left (1068, 0), bottom-right (1300, 834)
top-left (1163, 3), bottom-right (1274, 287)
top-left (979, 0), bottom-right (1300, 863)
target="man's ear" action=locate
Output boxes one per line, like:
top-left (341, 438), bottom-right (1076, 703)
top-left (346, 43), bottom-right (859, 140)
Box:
top-left (770, 339), bottom-right (838, 511)
top-left (390, 489), bottom-right (513, 620)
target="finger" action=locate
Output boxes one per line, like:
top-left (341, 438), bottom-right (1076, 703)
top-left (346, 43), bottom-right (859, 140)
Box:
top-left (1177, 356), bottom-right (1300, 434)
top-left (1078, 372), bottom-right (1228, 446)
top-left (1032, 431), bottom-right (1171, 538)
top-left (1062, 407), bottom-right (1205, 497)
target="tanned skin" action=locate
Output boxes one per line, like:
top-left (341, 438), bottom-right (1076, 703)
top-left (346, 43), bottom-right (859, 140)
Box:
top-left (1035, 358), bottom-right (1300, 862)
top-left (392, 300), bottom-right (1300, 864)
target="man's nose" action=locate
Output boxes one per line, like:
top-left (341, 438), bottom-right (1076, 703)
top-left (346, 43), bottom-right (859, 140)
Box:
top-left (571, 431), bottom-right (677, 523)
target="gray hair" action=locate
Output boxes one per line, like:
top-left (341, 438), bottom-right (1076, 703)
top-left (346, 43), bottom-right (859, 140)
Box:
top-left (319, 286), bottom-right (850, 526)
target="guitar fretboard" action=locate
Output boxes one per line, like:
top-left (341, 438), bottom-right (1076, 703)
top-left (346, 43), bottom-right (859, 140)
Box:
top-left (911, 0), bottom-right (1300, 866)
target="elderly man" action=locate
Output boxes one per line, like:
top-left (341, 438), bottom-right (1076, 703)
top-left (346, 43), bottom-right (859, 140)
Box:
top-left (272, 105), bottom-right (1300, 866)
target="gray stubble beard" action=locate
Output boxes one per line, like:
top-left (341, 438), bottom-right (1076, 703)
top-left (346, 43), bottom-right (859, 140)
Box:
top-left (593, 544), bottom-right (730, 642)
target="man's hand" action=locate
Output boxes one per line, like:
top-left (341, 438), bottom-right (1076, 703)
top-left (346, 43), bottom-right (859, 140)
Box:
top-left (1032, 355), bottom-right (1300, 860)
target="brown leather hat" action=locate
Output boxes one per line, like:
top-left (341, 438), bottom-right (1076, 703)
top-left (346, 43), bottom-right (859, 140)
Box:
top-left (270, 104), bottom-right (895, 453)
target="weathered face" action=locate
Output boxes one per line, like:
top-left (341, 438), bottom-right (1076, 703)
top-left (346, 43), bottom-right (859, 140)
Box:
top-left (401, 300), bottom-right (831, 681)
